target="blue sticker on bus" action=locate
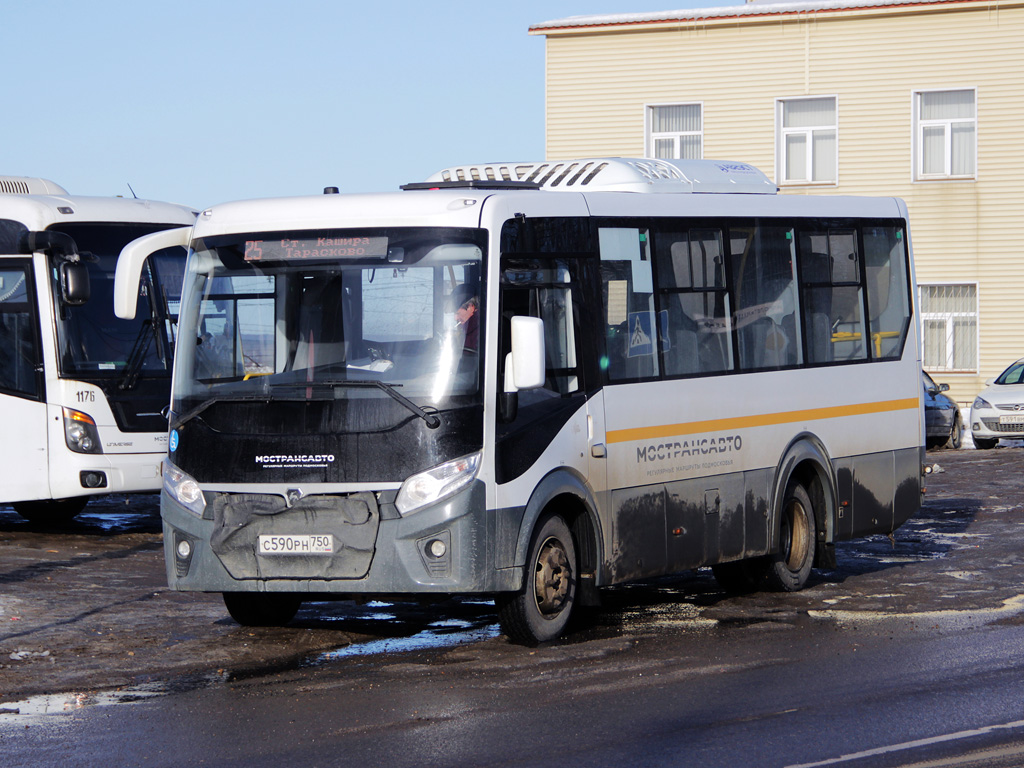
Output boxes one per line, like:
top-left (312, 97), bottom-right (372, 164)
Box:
top-left (627, 311), bottom-right (654, 358)
top-left (169, 429), bottom-right (179, 452)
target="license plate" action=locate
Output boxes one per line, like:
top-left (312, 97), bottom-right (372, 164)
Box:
top-left (258, 534), bottom-right (334, 555)
top-left (999, 414), bottom-right (1024, 425)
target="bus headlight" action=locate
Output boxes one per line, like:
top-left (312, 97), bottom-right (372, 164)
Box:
top-left (163, 461), bottom-right (206, 517)
top-left (396, 452), bottom-right (481, 516)
top-left (63, 407), bottom-right (102, 454)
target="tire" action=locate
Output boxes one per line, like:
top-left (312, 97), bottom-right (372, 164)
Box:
top-left (497, 513), bottom-right (577, 645)
top-left (711, 559), bottom-right (762, 594)
top-left (973, 437), bottom-right (998, 450)
top-left (764, 483), bottom-right (816, 592)
top-left (13, 496), bottom-right (89, 524)
top-left (223, 593), bottom-right (302, 627)
top-left (946, 413), bottom-right (964, 450)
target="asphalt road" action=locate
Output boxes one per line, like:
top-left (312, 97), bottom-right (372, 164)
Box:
top-left (3, 446), bottom-right (1024, 766)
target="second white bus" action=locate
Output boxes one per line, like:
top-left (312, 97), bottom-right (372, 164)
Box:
top-left (118, 158), bottom-right (923, 643)
top-left (0, 176), bottom-right (196, 522)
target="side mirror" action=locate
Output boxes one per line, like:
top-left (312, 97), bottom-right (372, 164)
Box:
top-left (938, 382), bottom-right (950, 393)
top-left (60, 262), bottom-right (90, 305)
top-left (505, 316), bottom-right (545, 392)
top-left (115, 226), bottom-right (191, 319)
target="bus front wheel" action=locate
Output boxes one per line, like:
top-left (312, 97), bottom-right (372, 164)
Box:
top-left (764, 483), bottom-right (816, 592)
top-left (223, 593), bottom-right (302, 627)
top-left (497, 513), bottom-right (577, 645)
top-left (13, 497), bottom-right (89, 525)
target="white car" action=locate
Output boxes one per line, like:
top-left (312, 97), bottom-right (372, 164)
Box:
top-left (970, 358), bottom-right (1024, 449)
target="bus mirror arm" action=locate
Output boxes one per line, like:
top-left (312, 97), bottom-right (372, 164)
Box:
top-left (501, 354), bottom-right (519, 423)
top-left (114, 227), bottom-right (192, 320)
top-left (20, 230), bottom-right (78, 260)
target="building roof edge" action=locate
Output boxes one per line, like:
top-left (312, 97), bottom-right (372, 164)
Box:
top-left (529, 0), bottom-right (1017, 33)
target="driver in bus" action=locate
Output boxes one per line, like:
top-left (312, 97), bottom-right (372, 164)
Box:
top-left (455, 296), bottom-right (479, 352)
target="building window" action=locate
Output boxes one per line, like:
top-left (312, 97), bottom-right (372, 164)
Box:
top-left (647, 104), bottom-right (702, 160)
top-left (919, 283), bottom-right (977, 372)
top-left (914, 89), bottom-right (976, 180)
top-left (776, 97), bottom-right (837, 185)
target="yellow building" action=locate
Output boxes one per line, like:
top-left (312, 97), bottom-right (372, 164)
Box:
top-left (530, 0), bottom-right (1024, 404)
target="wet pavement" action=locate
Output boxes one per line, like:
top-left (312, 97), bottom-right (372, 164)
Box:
top-left (2, 445), bottom-right (1023, 711)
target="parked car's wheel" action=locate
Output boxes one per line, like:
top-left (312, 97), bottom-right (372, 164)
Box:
top-left (946, 412), bottom-right (964, 450)
top-left (973, 436), bottom-right (998, 450)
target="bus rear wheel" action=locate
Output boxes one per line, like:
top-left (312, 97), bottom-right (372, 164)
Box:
top-left (13, 497), bottom-right (89, 524)
top-left (497, 513), bottom-right (577, 645)
top-left (764, 482), bottom-right (816, 592)
top-left (223, 593), bottom-right (302, 627)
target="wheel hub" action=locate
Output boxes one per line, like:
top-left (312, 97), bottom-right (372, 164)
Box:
top-left (534, 537), bottom-right (571, 616)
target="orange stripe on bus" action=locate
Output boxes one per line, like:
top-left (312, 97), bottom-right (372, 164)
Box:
top-left (606, 397), bottom-right (920, 445)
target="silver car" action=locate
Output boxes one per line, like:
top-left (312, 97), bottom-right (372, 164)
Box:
top-left (970, 358), bottom-right (1024, 449)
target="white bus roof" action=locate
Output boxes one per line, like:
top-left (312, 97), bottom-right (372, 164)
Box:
top-left (421, 158), bottom-right (778, 194)
top-left (0, 176), bottom-right (197, 231)
top-left (189, 158), bottom-right (908, 238)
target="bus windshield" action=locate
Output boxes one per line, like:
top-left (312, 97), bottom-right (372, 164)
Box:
top-left (51, 223), bottom-right (186, 382)
top-left (172, 227), bottom-right (485, 433)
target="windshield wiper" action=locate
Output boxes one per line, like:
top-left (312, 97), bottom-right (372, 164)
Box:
top-left (170, 392), bottom-right (273, 430)
top-left (270, 379), bottom-right (441, 429)
top-left (118, 319), bottom-right (154, 391)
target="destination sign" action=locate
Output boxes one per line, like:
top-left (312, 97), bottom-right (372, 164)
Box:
top-left (244, 236), bottom-right (389, 261)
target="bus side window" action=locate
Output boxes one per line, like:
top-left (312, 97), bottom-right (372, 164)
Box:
top-left (729, 225), bottom-right (802, 371)
top-left (863, 226), bottom-right (911, 360)
top-left (0, 264), bottom-right (43, 400)
top-left (598, 227), bottom-right (659, 381)
top-left (653, 227), bottom-right (733, 376)
top-left (799, 230), bottom-right (868, 364)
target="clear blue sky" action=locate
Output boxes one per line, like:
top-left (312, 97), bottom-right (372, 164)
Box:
top-left (4, 1), bottom-right (727, 209)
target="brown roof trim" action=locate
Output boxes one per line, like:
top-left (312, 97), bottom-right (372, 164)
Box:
top-left (530, 0), bottom-right (1011, 34)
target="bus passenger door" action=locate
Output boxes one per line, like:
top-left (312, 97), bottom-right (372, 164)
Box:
top-left (0, 259), bottom-right (49, 502)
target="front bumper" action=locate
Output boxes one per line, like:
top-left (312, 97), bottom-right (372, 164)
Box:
top-left (969, 408), bottom-right (1024, 441)
top-left (48, 450), bottom-right (163, 499)
top-left (162, 480), bottom-right (521, 596)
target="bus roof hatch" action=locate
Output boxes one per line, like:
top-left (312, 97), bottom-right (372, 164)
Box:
top-left (421, 158), bottom-right (777, 194)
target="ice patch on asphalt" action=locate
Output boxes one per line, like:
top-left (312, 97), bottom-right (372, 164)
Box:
top-left (315, 619), bottom-right (501, 661)
top-left (0, 684), bottom-right (169, 726)
top-left (808, 592), bottom-right (1024, 629)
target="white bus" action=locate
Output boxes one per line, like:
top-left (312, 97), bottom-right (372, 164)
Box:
top-left (0, 176), bottom-right (196, 523)
top-left (118, 159), bottom-right (923, 643)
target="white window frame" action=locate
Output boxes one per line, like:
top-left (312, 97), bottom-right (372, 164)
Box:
top-left (645, 102), bottom-right (704, 160)
top-left (912, 88), bottom-right (977, 181)
top-left (775, 95), bottom-right (838, 187)
top-left (918, 282), bottom-right (979, 373)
